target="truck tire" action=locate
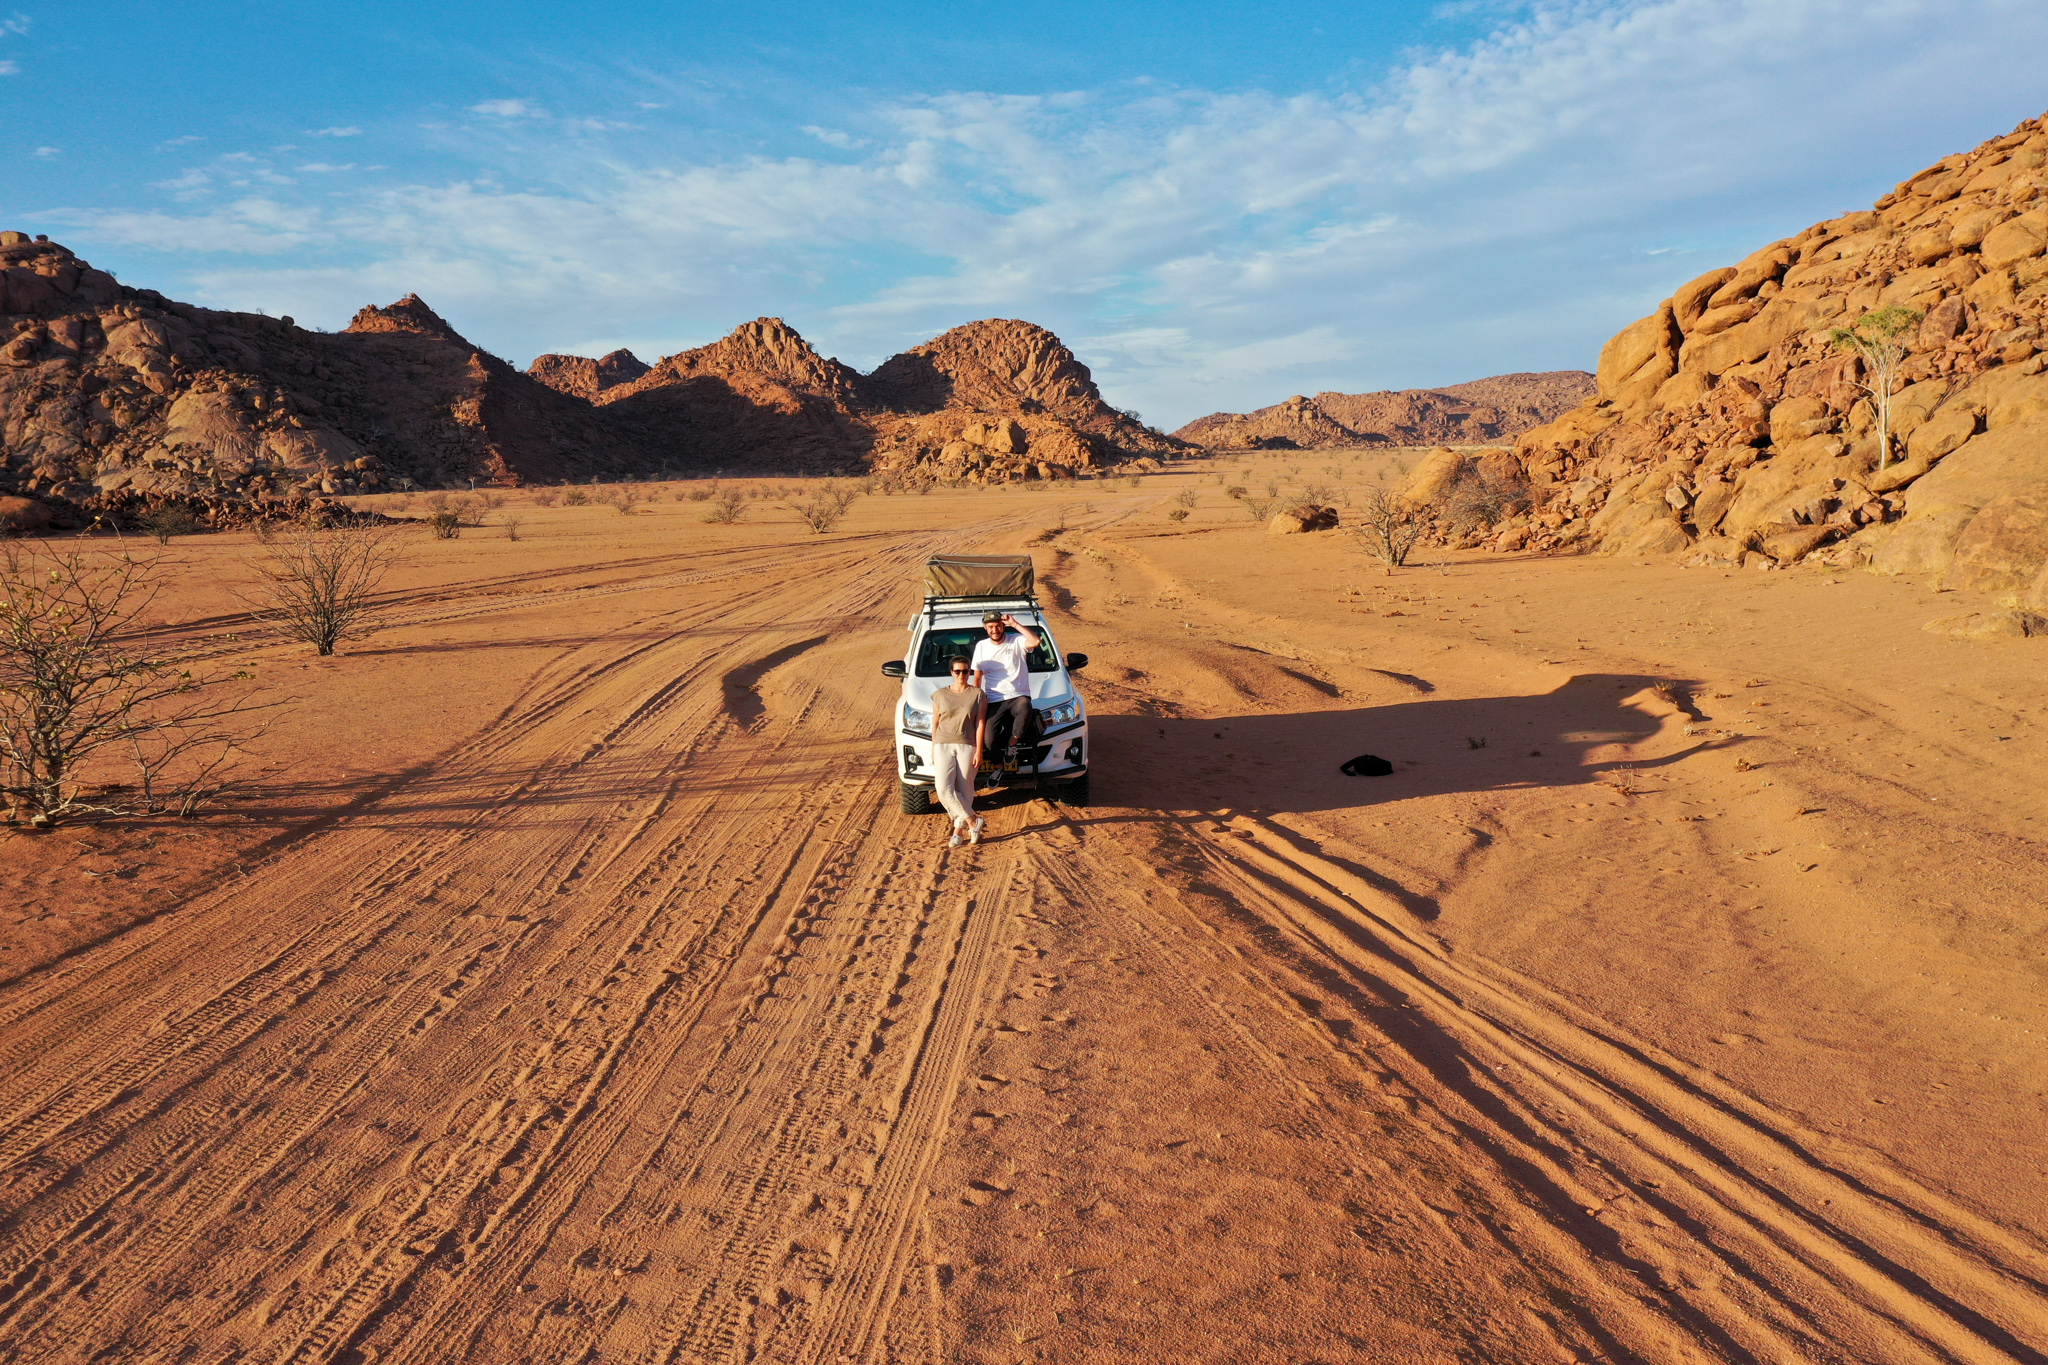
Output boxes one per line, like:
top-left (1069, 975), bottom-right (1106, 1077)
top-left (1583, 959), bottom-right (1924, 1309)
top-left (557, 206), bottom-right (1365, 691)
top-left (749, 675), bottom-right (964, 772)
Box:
top-left (1058, 775), bottom-right (1090, 808)
top-left (900, 782), bottom-right (935, 815)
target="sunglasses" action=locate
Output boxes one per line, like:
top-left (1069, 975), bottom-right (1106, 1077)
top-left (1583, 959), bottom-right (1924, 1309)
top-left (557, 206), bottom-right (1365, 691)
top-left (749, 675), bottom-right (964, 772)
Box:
top-left (950, 668), bottom-right (969, 675)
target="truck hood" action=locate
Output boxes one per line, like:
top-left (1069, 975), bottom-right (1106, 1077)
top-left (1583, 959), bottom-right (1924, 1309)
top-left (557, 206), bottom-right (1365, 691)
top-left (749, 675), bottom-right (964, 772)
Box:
top-left (902, 672), bottom-right (1076, 712)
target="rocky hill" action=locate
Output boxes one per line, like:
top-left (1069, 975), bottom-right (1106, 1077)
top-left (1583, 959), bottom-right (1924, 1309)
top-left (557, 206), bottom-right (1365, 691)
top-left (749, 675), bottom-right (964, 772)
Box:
top-left (1175, 371), bottom-right (1593, 450)
top-left (531, 315), bottom-right (1185, 482)
top-left (1493, 109), bottom-right (2048, 605)
top-left (0, 241), bottom-right (635, 519)
top-left (0, 242), bottom-right (1185, 525)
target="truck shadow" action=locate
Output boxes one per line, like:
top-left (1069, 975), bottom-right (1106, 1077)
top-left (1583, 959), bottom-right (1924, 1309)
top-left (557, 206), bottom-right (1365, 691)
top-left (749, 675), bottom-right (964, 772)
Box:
top-left (1077, 673), bottom-right (1736, 815)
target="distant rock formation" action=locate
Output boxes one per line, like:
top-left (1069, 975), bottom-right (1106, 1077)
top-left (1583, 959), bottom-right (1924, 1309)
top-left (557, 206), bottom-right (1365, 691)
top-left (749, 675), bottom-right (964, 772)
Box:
top-left (0, 235), bottom-right (633, 515)
top-left (860, 319), bottom-right (1180, 482)
top-left (531, 315), bottom-right (1186, 482)
top-left (527, 348), bottom-right (650, 399)
top-left (1174, 372), bottom-right (1594, 450)
top-left (0, 244), bottom-right (1189, 518)
top-left (1506, 107), bottom-right (2048, 589)
top-left (593, 318), bottom-right (875, 472)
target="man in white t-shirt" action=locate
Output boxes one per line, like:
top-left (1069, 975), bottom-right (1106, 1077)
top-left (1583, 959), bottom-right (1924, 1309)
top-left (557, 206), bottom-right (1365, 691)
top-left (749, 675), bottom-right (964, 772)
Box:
top-left (971, 611), bottom-right (1042, 762)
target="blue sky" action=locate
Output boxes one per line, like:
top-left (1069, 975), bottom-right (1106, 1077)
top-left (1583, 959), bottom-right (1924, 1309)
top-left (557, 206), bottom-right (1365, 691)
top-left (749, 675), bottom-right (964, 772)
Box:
top-left (6, 2), bottom-right (2047, 427)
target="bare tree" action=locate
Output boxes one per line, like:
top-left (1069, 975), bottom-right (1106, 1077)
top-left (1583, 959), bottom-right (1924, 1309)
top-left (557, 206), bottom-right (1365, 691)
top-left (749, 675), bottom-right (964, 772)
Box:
top-left (250, 526), bottom-right (401, 656)
top-left (1831, 305), bottom-right (1923, 469)
top-left (1353, 487), bottom-right (1428, 570)
top-left (0, 544), bottom-right (266, 826)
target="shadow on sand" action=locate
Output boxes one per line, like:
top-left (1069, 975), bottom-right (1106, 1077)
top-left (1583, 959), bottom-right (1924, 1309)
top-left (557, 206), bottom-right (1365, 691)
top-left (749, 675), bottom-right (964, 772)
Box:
top-left (1036, 673), bottom-right (1732, 817)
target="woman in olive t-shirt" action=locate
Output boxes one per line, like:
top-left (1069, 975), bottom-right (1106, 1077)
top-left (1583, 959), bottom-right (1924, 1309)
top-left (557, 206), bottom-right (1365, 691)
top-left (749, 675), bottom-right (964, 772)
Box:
top-left (930, 655), bottom-right (988, 845)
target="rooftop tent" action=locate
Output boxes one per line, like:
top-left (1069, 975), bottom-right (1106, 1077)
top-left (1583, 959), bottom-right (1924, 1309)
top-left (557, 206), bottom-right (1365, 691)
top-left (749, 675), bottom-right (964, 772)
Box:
top-left (924, 554), bottom-right (1034, 599)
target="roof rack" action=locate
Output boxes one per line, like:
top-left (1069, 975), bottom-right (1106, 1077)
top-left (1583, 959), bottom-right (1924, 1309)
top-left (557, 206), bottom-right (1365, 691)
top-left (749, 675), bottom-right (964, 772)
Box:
top-left (922, 593), bottom-right (1042, 627)
top-left (922, 554), bottom-right (1040, 626)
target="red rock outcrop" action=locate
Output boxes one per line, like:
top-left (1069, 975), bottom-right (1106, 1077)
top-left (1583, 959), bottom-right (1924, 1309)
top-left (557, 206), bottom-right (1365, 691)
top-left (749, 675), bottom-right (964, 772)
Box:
top-left (1502, 109), bottom-right (2048, 597)
top-left (1175, 371), bottom-right (1594, 449)
top-left (590, 319), bottom-right (874, 473)
top-left (559, 315), bottom-right (1185, 482)
top-left (525, 348), bottom-right (649, 399)
top-left (0, 245), bottom-right (1188, 513)
top-left (0, 237), bottom-right (641, 510)
top-left (859, 319), bottom-right (1183, 482)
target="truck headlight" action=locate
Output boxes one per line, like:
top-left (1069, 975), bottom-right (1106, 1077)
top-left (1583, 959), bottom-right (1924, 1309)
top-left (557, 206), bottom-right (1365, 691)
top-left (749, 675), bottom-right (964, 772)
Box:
top-left (1037, 699), bottom-right (1080, 726)
top-left (902, 702), bottom-right (932, 735)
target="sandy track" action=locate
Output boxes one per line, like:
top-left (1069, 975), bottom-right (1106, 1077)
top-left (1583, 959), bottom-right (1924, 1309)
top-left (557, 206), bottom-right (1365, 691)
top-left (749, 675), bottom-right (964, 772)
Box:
top-left (0, 516), bottom-right (1055, 1364)
top-left (3, 486), bottom-right (2045, 1363)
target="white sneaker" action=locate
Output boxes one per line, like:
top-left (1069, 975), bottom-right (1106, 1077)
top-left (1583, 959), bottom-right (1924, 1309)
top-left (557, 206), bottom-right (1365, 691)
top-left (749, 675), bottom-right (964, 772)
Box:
top-left (948, 832), bottom-right (964, 848)
top-left (969, 817), bottom-right (985, 844)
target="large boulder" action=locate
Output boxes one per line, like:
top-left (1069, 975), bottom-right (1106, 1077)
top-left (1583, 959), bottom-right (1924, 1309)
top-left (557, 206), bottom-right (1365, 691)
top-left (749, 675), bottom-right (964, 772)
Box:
top-left (1400, 447), bottom-right (1466, 505)
top-left (1267, 504), bottom-right (1340, 535)
top-left (1943, 493), bottom-right (2048, 595)
top-left (1922, 610), bottom-right (2048, 640)
top-left (0, 496), bottom-right (54, 533)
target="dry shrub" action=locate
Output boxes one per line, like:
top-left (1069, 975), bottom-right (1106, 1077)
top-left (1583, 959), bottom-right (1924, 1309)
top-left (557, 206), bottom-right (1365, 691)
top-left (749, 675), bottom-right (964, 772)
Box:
top-left (608, 487), bottom-right (641, 515)
top-left (250, 526), bottom-right (403, 656)
top-left (430, 512), bottom-right (461, 539)
top-left (1165, 508), bottom-right (1189, 522)
top-left (139, 506), bottom-right (205, 545)
top-left (1441, 464), bottom-right (1531, 530)
top-left (704, 491), bottom-right (747, 524)
top-left (1352, 487), bottom-right (1427, 569)
top-left (1, 544), bottom-right (268, 825)
top-left (1173, 488), bottom-right (1199, 510)
top-left (562, 488), bottom-right (589, 507)
top-left (530, 489), bottom-right (559, 507)
top-left (501, 515), bottom-right (524, 541)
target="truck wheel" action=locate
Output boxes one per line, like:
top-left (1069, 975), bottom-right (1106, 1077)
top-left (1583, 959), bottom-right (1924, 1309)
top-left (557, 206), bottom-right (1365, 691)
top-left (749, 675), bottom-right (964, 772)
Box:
top-left (900, 782), bottom-right (935, 815)
top-left (1058, 775), bottom-right (1090, 808)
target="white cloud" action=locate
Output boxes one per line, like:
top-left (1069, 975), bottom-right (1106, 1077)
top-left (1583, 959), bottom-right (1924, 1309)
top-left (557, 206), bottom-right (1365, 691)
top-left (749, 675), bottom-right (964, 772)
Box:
top-left (31, 145), bottom-right (57, 159)
top-left (469, 99), bottom-right (547, 119)
top-left (0, 59), bottom-right (17, 76)
top-left (802, 125), bottom-right (866, 150)
top-left (306, 126), bottom-right (362, 138)
top-left (296, 162), bottom-right (357, 173)
top-left (43, 0), bottom-right (2048, 425)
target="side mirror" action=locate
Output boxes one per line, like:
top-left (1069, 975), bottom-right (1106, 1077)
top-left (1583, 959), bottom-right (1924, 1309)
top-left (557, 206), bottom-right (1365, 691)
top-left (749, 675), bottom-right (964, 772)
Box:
top-left (881, 660), bottom-right (908, 678)
top-left (1065, 652), bottom-right (1089, 671)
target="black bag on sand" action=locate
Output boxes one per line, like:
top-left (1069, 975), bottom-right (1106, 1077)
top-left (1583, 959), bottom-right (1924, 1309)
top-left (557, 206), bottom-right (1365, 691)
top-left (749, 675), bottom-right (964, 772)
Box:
top-left (1340, 754), bottom-right (1394, 777)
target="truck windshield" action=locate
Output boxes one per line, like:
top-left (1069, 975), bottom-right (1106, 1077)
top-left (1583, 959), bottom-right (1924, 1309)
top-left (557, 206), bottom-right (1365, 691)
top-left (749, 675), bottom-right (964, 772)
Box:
top-left (916, 626), bottom-right (1058, 677)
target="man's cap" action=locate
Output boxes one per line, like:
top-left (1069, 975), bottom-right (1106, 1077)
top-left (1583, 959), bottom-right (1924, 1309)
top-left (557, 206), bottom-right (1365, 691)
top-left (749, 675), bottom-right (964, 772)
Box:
top-left (983, 611), bottom-right (1006, 623)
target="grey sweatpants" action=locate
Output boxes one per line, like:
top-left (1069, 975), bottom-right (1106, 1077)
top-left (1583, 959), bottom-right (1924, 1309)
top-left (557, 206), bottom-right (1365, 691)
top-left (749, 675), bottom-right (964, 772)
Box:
top-left (932, 743), bottom-right (978, 826)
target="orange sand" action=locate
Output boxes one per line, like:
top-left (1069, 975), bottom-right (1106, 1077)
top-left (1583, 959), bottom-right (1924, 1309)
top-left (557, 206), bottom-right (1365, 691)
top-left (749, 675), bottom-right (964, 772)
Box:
top-left (2, 456), bottom-right (2044, 1363)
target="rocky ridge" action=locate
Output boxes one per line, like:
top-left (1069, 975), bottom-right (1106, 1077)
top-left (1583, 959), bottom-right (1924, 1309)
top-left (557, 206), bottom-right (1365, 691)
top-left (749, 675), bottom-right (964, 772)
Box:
top-left (0, 240), bottom-right (1185, 527)
top-left (530, 315), bottom-right (1185, 482)
top-left (1493, 109), bottom-right (2048, 606)
top-left (1175, 371), bottom-right (1594, 450)
top-left (0, 242), bottom-right (635, 524)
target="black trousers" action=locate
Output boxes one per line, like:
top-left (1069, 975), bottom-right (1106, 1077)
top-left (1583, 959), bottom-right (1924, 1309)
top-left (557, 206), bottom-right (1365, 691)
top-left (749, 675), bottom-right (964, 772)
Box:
top-left (984, 695), bottom-right (1039, 757)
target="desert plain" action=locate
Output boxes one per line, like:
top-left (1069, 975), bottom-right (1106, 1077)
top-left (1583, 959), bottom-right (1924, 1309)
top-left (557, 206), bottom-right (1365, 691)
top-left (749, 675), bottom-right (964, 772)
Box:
top-left (2, 451), bottom-right (2045, 1365)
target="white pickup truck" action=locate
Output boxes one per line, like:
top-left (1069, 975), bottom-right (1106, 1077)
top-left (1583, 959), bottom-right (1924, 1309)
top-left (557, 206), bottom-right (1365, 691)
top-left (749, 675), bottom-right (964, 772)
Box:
top-left (882, 554), bottom-right (1090, 813)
